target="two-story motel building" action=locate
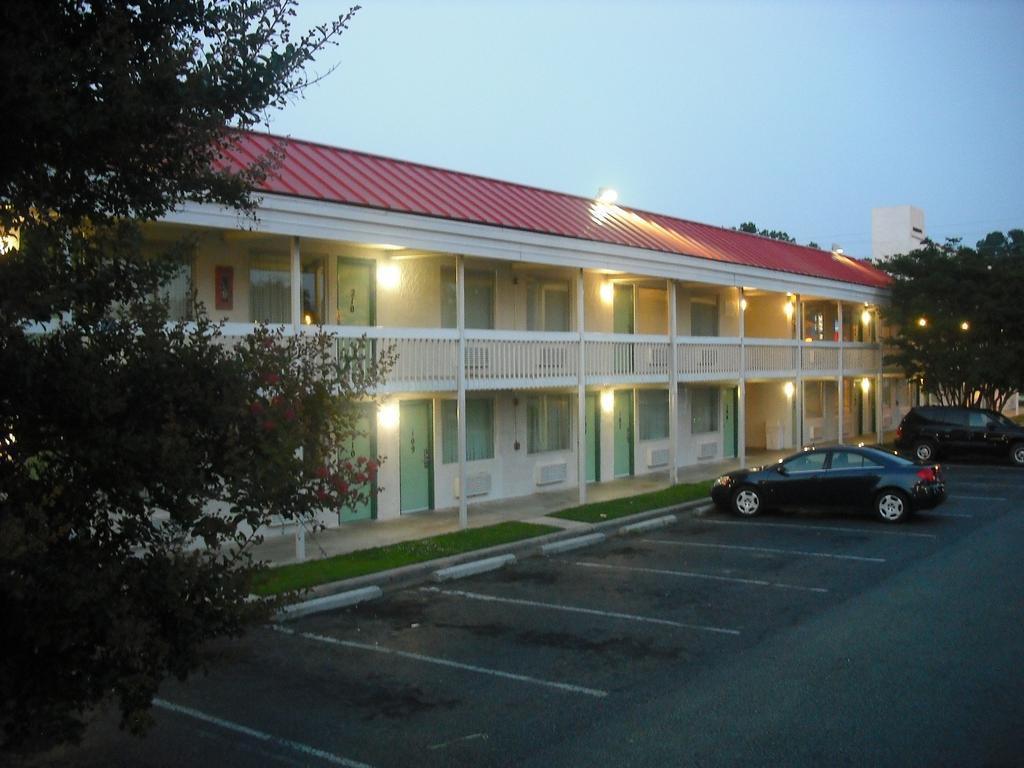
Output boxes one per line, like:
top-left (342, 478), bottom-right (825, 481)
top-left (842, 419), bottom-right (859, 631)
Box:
top-left (151, 132), bottom-right (911, 530)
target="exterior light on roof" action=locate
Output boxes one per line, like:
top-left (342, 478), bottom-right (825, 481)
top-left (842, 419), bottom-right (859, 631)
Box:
top-left (783, 301), bottom-right (794, 320)
top-left (917, 317), bottom-right (928, 327)
top-left (303, 313), bottom-right (313, 325)
top-left (599, 281), bottom-right (614, 304)
top-left (600, 390), bottom-right (615, 414)
top-left (861, 308), bottom-right (871, 325)
top-left (860, 378), bottom-right (871, 394)
top-left (783, 381), bottom-right (795, 399)
top-left (596, 187), bottom-right (618, 205)
top-left (740, 298), bottom-right (748, 311)
top-left (831, 243), bottom-right (844, 255)
top-left (960, 320), bottom-right (970, 331)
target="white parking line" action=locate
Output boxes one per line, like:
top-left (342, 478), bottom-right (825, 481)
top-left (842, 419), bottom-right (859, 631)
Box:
top-left (571, 560), bottom-right (829, 593)
top-left (153, 698), bottom-right (373, 768)
top-left (924, 511), bottom-right (974, 519)
top-left (950, 481), bottom-right (1021, 488)
top-left (272, 625), bottom-right (608, 698)
top-left (641, 539), bottom-right (886, 563)
top-left (696, 518), bottom-right (937, 539)
top-left (422, 586), bottom-right (741, 636)
top-left (948, 495), bottom-right (1008, 501)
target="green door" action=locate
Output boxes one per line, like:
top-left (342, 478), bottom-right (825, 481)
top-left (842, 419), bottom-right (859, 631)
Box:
top-left (399, 400), bottom-right (433, 514)
top-left (336, 259), bottom-right (375, 326)
top-left (723, 387), bottom-right (737, 458)
top-left (613, 390), bottom-right (634, 478)
top-left (585, 393), bottom-right (600, 483)
top-left (339, 407), bottom-right (376, 522)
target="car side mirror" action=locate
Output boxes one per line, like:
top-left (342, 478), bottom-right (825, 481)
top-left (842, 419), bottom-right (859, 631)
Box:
top-left (776, 464), bottom-right (788, 476)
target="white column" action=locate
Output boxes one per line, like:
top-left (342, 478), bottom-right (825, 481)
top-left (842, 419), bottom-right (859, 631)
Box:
top-left (290, 237), bottom-right (301, 328)
top-left (291, 236), bottom-right (303, 560)
top-left (456, 255), bottom-right (468, 528)
top-left (876, 374), bottom-right (884, 445)
top-left (668, 279), bottom-right (678, 484)
top-left (796, 295), bottom-right (804, 446)
top-left (576, 268), bottom-right (587, 505)
top-left (738, 287), bottom-right (746, 466)
top-left (837, 301), bottom-right (844, 444)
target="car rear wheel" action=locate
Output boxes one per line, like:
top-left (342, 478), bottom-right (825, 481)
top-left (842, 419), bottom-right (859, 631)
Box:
top-left (875, 489), bottom-right (909, 523)
top-left (732, 486), bottom-right (762, 517)
top-left (913, 440), bottom-right (936, 462)
top-left (1011, 442), bottom-right (1024, 467)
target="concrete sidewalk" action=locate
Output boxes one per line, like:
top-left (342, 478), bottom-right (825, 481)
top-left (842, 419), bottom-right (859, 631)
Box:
top-left (253, 449), bottom-right (795, 567)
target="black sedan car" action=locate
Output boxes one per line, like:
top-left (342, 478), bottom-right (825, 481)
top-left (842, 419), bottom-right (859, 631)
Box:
top-left (710, 445), bottom-right (946, 523)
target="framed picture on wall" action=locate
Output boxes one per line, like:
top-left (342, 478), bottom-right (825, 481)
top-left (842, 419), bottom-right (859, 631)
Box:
top-left (215, 266), bottom-right (233, 310)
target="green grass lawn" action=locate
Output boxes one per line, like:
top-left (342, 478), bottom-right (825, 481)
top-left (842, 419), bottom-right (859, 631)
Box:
top-left (551, 479), bottom-right (714, 524)
top-left (253, 520), bottom-right (559, 596)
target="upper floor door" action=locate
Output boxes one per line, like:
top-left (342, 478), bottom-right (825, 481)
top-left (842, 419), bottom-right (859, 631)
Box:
top-left (337, 258), bottom-right (375, 326)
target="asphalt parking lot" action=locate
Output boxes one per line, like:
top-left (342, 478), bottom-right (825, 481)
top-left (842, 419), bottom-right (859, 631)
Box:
top-left (32, 463), bottom-right (1024, 768)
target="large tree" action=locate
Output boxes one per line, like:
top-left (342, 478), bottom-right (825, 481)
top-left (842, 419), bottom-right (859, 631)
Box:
top-left (736, 221), bottom-right (797, 243)
top-left (0, 0), bottom-right (391, 752)
top-left (881, 231), bottom-right (1024, 410)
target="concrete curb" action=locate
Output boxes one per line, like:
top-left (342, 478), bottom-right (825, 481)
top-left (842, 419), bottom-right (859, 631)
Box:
top-left (277, 585), bottom-right (382, 621)
top-left (618, 515), bottom-right (677, 534)
top-left (278, 498), bottom-right (714, 618)
top-left (433, 554), bottom-right (516, 582)
top-left (541, 532), bottom-right (606, 555)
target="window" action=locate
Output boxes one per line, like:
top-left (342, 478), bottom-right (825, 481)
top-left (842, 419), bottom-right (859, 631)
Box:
top-left (691, 299), bottom-right (719, 336)
top-left (805, 381), bottom-right (824, 418)
top-left (527, 280), bottom-right (570, 331)
top-left (783, 451), bottom-right (827, 472)
top-left (441, 399), bottom-right (495, 464)
top-left (441, 267), bottom-right (495, 329)
top-left (159, 261), bottom-right (193, 321)
top-left (691, 387), bottom-right (719, 434)
top-left (301, 255), bottom-right (325, 325)
top-left (527, 394), bottom-right (570, 453)
top-left (638, 389), bottom-right (669, 440)
top-left (249, 254), bottom-right (290, 322)
top-left (828, 451), bottom-right (883, 470)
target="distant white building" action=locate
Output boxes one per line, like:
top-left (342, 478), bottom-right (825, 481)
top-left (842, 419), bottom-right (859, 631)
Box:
top-left (872, 206), bottom-right (925, 260)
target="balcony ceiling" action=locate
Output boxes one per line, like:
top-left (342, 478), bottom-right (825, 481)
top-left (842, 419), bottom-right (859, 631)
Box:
top-left (217, 132), bottom-right (891, 290)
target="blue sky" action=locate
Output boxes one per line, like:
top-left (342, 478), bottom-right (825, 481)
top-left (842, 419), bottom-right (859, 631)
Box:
top-left (267, 0), bottom-right (1024, 257)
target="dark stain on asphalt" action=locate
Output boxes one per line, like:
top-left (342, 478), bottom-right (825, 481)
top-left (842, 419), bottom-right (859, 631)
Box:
top-left (513, 630), bottom-right (685, 660)
top-left (347, 675), bottom-right (461, 720)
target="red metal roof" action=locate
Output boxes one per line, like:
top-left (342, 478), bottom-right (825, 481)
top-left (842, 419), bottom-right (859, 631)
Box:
top-left (217, 132), bottom-right (891, 290)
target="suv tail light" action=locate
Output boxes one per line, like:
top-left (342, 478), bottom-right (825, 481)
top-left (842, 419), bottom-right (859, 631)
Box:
top-left (896, 424), bottom-right (903, 439)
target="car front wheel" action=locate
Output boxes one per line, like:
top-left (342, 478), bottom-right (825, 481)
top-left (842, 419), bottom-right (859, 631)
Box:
top-left (1011, 442), bottom-right (1024, 467)
top-left (913, 440), bottom-right (936, 462)
top-left (875, 489), bottom-right (910, 523)
top-left (732, 486), bottom-right (762, 517)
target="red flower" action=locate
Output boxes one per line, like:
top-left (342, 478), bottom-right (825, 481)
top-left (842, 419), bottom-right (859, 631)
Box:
top-left (333, 479), bottom-right (349, 494)
top-left (262, 419), bottom-right (276, 432)
top-left (262, 372), bottom-right (280, 385)
top-left (355, 472), bottom-right (367, 484)
top-left (249, 401), bottom-right (264, 415)
top-left (284, 407), bottom-right (296, 422)
top-left (315, 465), bottom-right (329, 479)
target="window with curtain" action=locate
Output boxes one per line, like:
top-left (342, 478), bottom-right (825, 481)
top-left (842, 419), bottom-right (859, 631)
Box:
top-left (441, 267), bottom-right (495, 329)
top-left (249, 254), bottom-right (291, 323)
top-left (301, 255), bottom-right (325, 325)
top-left (527, 280), bottom-right (570, 331)
top-left (691, 387), bottom-right (719, 433)
top-left (159, 261), bottom-right (193, 321)
top-left (526, 394), bottom-right (570, 453)
top-left (690, 299), bottom-right (719, 336)
top-left (638, 389), bottom-right (669, 440)
top-left (441, 398), bottom-right (495, 464)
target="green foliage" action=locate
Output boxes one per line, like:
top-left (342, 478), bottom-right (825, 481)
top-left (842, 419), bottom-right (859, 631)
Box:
top-left (552, 480), bottom-right (713, 523)
top-left (0, 0), bottom-right (371, 752)
top-left (253, 522), bottom-right (560, 596)
top-left (0, 0), bottom-right (359, 230)
top-left (881, 231), bottom-right (1024, 410)
top-left (736, 221), bottom-right (796, 243)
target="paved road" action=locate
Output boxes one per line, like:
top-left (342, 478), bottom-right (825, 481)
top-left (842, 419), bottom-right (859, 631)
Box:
top-left (28, 464), bottom-right (1024, 767)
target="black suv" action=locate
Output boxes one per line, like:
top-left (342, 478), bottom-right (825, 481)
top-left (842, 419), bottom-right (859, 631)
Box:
top-left (895, 406), bottom-right (1024, 465)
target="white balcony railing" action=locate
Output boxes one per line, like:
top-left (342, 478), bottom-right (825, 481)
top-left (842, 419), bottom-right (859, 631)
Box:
top-left (183, 324), bottom-right (889, 392)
